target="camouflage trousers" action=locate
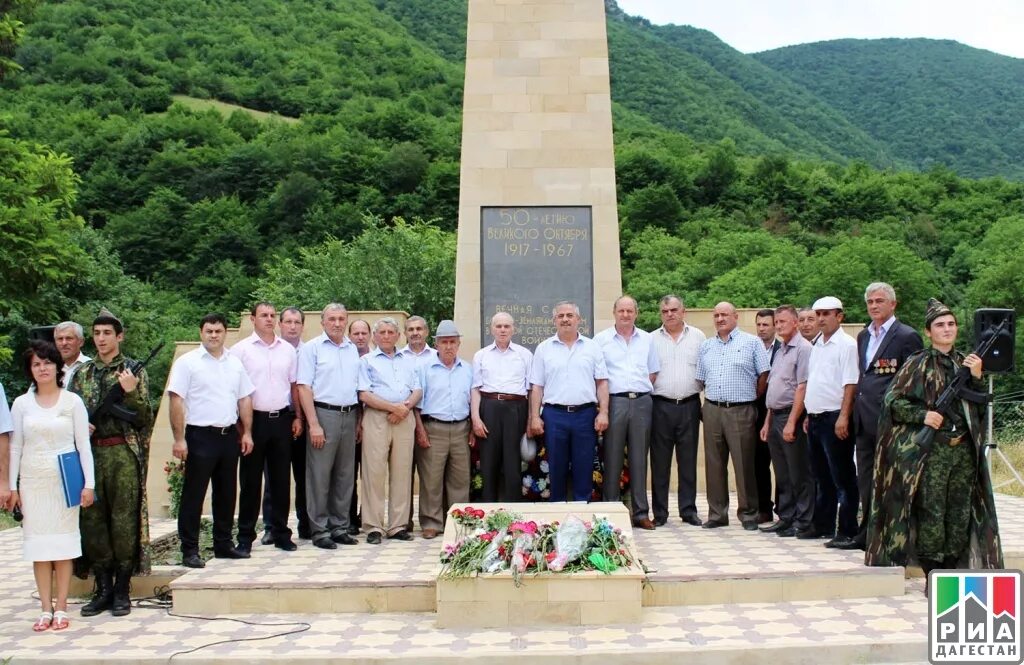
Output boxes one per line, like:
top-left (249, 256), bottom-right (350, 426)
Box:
top-left (913, 436), bottom-right (975, 562)
top-left (81, 444), bottom-right (140, 574)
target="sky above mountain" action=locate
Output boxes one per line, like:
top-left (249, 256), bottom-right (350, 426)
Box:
top-left (615, 0), bottom-right (1024, 58)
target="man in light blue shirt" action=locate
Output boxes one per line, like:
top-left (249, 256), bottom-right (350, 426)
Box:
top-left (358, 317), bottom-right (422, 544)
top-left (0, 381), bottom-right (12, 509)
top-left (296, 303), bottom-right (361, 549)
top-left (595, 296), bottom-right (660, 529)
top-left (529, 301), bottom-right (610, 502)
top-left (697, 302), bottom-right (771, 530)
top-left (412, 321), bottom-right (472, 539)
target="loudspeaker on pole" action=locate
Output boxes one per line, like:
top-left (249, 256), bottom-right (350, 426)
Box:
top-left (974, 308), bottom-right (1015, 374)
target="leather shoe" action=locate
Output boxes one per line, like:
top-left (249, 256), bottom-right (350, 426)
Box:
top-left (702, 520), bottom-right (727, 529)
top-left (214, 547), bottom-right (250, 559)
top-left (312, 538), bottom-right (337, 550)
top-left (741, 521), bottom-right (758, 531)
top-left (346, 525), bottom-right (360, 536)
top-left (260, 531), bottom-right (274, 546)
top-left (795, 528), bottom-right (819, 539)
top-left (421, 528), bottom-right (439, 539)
top-left (825, 536), bottom-right (857, 549)
top-left (833, 537), bottom-right (863, 551)
top-left (235, 542), bottom-right (252, 555)
top-left (388, 530), bottom-right (413, 541)
top-left (275, 539), bottom-right (298, 552)
top-left (632, 518), bottom-right (656, 530)
top-left (759, 520), bottom-right (791, 533)
top-left (331, 533), bottom-right (358, 545)
top-left (182, 553), bottom-right (205, 569)
top-left (682, 515), bottom-right (703, 527)
top-left (366, 532), bottom-right (382, 545)
top-left (776, 526), bottom-right (797, 537)
top-left (653, 517), bottom-right (668, 527)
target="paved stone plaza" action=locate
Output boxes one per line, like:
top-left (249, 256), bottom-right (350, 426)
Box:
top-left (3, 492), bottom-right (1023, 663)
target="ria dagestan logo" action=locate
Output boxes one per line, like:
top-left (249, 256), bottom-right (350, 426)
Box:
top-left (930, 570), bottom-right (1022, 663)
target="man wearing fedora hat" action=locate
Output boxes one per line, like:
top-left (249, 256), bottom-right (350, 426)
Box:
top-left (413, 321), bottom-right (473, 539)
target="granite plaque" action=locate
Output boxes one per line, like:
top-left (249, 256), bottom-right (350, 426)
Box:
top-left (480, 206), bottom-right (593, 349)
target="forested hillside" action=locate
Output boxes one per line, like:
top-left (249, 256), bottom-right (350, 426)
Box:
top-left (756, 39), bottom-right (1024, 179)
top-left (2, 0), bottom-right (1024, 395)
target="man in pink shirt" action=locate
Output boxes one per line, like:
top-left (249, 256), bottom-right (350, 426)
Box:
top-left (230, 302), bottom-right (301, 553)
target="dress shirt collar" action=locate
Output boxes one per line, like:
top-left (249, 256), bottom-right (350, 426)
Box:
top-left (712, 327), bottom-right (740, 344)
top-left (315, 331), bottom-right (351, 348)
top-left (429, 356), bottom-right (465, 371)
top-left (401, 344), bottom-right (433, 356)
top-left (197, 345), bottom-right (230, 362)
top-left (552, 333), bottom-right (585, 348)
top-left (870, 315), bottom-right (897, 337)
top-left (372, 346), bottom-right (400, 360)
top-left (245, 331), bottom-right (286, 348)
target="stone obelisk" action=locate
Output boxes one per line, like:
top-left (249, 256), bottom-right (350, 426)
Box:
top-left (453, 0), bottom-right (622, 353)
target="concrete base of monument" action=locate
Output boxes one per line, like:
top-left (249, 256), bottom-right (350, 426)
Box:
top-left (435, 501), bottom-right (644, 628)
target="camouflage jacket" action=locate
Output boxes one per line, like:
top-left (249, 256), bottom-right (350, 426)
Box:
top-left (865, 347), bottom-right (1002, 568)
top-left (69, 353), bottom-right (154, 576)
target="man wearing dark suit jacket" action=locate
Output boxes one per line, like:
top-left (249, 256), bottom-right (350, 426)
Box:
top-left (850, 282), bottom-right (923, 549)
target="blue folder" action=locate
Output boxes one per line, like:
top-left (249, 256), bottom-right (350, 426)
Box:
top-left (57, 449), bottom-right (85, 508)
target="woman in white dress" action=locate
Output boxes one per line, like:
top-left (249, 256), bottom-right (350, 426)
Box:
top-left (9, 341), bottom-right (95, 631)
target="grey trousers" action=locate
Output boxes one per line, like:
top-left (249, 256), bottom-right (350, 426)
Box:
top-left (766, 408), bottom-right (814, 530)
top-left (603, 394), bottom-right (652, 520)
top-left (702, 402), bottom-right (759, 524)
top-left (305, 407), bottom-right (357, 540)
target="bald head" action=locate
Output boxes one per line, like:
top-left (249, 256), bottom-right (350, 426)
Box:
top-left (490, 311), bottom-right (516, 347)
top-left (712, 301), bottom-right (739, 338)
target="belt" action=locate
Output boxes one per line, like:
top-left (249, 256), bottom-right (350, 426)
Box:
top-left (93, 436), bottom-right (127, 447)
top-left (653, 394), bottom-right (700, 406)
top-left (808, 410), bottom-right (840, 419)
top-left (187, 424), bottom-right (235, 436)
top-left (254, 408), bottom-right (293, 419)
top-left (480, 391), bottom-right (527, 402)
top-left (770, 406), bottom-right (793, 415)
top-left (611, 391), bottom-right (650, 399)
top-left (421, 415), bottom-right (469, 424)
top-left (543, 402), bottom-right (596, 413)
top-left (705, 399), bottom-right (755, 408)
top-left (314, 401), bottom-right (357, 413)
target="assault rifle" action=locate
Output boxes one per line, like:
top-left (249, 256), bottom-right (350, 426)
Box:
top-left (89, 342), bottom-right (165, 428)
top-left (913, 319), bottom-right (1006, 452)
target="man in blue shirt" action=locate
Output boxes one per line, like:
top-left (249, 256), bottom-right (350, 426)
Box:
top-left (358, 318), bottom-right (422, 544)
top-left (413, 321), bottom-right (473, 539)
top-left (529, 301), bottom-right (610, 502)
top-left (595, 296), bottom-right (660, 529)
top-left (697, 302), bottom-right (771, 530)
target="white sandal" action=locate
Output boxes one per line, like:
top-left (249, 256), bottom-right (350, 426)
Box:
top-left (32, 611), bottom-right (52, 632)
top-left (52, 610), bottom-right (70, 631)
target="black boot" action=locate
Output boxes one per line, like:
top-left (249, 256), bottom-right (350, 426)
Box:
top-left (111, 569), bottom-right (132, 617)
top-left (81, 569), bottom-right (114, 617)
top-left (943, 555), bottom-right (960, 570)
top-left (920, 558), bottom-right (940, 597)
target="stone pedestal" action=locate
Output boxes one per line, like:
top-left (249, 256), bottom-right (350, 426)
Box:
top-left (453, 0), bottom-right (622, 353)
top-left (435, 502), bottom-right (644, 628)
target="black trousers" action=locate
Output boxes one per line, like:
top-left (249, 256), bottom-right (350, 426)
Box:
top-left (240, 411), bottom-right (292, 544)
top-left (262, 432), bottom-right (309, 535)
top-left (755, 404), bottom-right (775, 517)
top-left (766, 408), bottom-right (814, 530)
top-left (349, 440), bottom-right (361, 528)
top-left (854, 429), bottom-right (876, 543)
top-left (650, 396), bottom-right (701, 521)
top-left (479, 398), bottom-right (528, 502)
top-left (179, 425), bottom-right (239, 556)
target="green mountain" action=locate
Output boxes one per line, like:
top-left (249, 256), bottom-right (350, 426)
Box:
top-left (755, 38), bottom-right (1024, 179)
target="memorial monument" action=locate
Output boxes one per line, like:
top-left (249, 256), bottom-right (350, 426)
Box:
top-left (453, 0), bottom-right (622, 352)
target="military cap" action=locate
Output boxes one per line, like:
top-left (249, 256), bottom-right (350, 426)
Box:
top-left (95, 306), bottom-right (123, 327)
top-left (925, 298), bottom-right (955, 329)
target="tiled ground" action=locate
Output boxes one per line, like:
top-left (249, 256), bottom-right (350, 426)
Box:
top-left (1, 493), bottom-right (1021, 663)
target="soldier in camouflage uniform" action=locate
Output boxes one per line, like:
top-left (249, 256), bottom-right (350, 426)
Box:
top-left (69, 309), bottom-right (154, 617)
top-left (866, 299), bottom-right (1002, 577)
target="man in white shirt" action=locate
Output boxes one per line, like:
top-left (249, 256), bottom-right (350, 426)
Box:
top-left (471, 312), bottom-right (532, 502)
top-left (168, 313), bottom-right (255, 568)
top-left (595, 296), bottom-right (659, 529)
top-left (54, 321), bottom-right (90, 388)
top-left (650, 295), bottom-right (706, 527)
top-left (803, 296), bottom-right (860, 547)
top-left (529, 301), bottom-right (610, 502)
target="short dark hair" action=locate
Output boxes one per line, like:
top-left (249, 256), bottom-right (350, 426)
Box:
top-left (250, 301), bottom-right (275, 316)
top-left (23, 340), bottom-right (64, 388)
top-left (756, 308), bottom-right (775, 320)
top-left (93, 315), bottom-right (123, 335)
top-left (200, 313), bottom-right (228, 330)
top-left (280, 307), bottom-right (305, 323)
